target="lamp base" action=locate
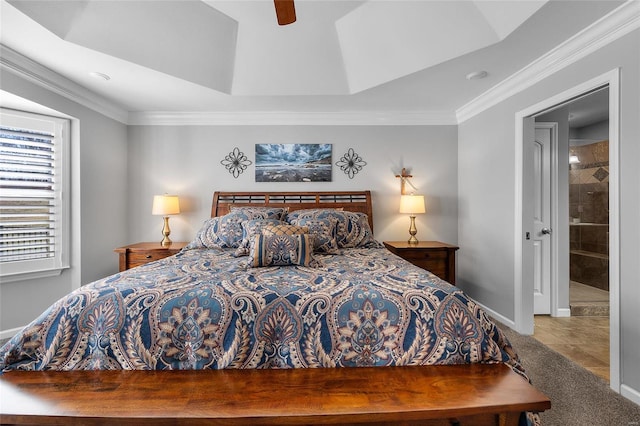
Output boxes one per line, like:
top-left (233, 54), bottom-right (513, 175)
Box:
top-left (160, 216), bottom-right (172, 247)
top-left (407, 215), bottom-right (419, 245)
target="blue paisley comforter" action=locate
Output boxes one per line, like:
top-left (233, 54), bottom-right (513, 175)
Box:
top-left (0, 247), bottom-right (523, 374)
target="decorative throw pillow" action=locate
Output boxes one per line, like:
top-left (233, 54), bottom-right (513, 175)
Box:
top-left (233, 218), bottom-right (284, 257)
top-left (286, 209), bottom-right (381, 249)
top-left (285, 209), bottom-right (347, 244)
top-left (343, 211), bottom-right (384, 249)
top-left (185, 216), bottom-right (241, 249)
top-left (186, 209), bottom-right (287, 250)
top-left (284, 209), bottom-right (349, 247)
top-left (261, 223), bottom-right (309, 237)
top-left (229, 206), bottom-right (288, 220)
top-left (287, 217), bottom-right (339, 254)
top-left (248, 233), bottom-right (316, 267)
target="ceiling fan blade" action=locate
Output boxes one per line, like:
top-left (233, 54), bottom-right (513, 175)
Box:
top-left (274, 0), bottom-right (296, 25)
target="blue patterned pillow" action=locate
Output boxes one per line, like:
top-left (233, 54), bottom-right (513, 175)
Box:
top-left (287, 217), bottom-right (339, 254)
top-left (286, 209), bottom-right (381, 249)
top-left (187, 208), bottom-right (287, 250)
top-left (248, 233), bottom-right (316, 267)
top-left (345, 211), bottom-right (384, 249)
top-left (286, 209), bottom-right (347, 244)
top-left (233, 218), bottom-right (284, 257)
top-left (185, 216), bottom-right (237, 249)
top-left (229, 206), bottom-right (288, 220)
top-left (261, 223), bottom-right (309, 237)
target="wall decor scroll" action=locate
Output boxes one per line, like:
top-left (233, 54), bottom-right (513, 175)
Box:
top-left (221, 147), bottom-right (252, 178)
top-left (395, 167), bottom-right (419, 194)
top-left (335, 148), bottom-right (367, 179)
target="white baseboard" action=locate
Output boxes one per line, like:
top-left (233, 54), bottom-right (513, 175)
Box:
top-left (554, 308), bottom-right (571, 318)
top-left (621, 384), bottom-right (640, 407)
top-left (475, 301), bottom-right (518, 332)
top-left (0, 327), bottom-right (23, 341)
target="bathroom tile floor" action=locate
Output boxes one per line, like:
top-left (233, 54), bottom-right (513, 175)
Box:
top-left (569, 281), bottom-right (609, 304)
top-left (533, 282), bottom-right (610, 382)
top-left (569, 281), bottom-right (609, 315)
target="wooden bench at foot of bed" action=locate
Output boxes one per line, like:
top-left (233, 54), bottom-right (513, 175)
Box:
top-left (0, 363), bottom-right (549, 426)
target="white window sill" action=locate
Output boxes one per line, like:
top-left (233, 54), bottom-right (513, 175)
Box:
top-left (1, 267), bottom-right (67, 284)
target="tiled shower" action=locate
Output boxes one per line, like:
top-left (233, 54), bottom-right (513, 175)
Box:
top-left (569, 139), bottom-right (609, 292)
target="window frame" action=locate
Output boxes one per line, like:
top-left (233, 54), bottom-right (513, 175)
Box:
top-left (0, 108), bottom-right (70, 283)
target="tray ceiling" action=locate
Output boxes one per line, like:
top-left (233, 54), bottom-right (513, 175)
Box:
top-left (0, 0), bottom-right (625, 117)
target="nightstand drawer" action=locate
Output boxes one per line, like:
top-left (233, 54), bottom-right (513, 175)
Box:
top-left (128, 252), bottom-right (170, 268)
top-left (395, 249), bottom-right (447, 261)
top-left (412, 259), bottom-right (446, 277)
top-left (383, 241), bottom-right (459, 285)
top-left (115, 242), bottom-right (187, 271)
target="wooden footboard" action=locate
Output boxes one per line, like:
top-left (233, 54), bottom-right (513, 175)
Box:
top-left (0, 363), bottom-right (549, 425)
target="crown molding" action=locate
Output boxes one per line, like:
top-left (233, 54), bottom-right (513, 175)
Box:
top-left (0, 44), bottom-right (129, 124)
top-left (127, 110), bottom-right (458, 126)
top-left (1, 42), bottom-right (456, 126)
top-left (456, 0), bottom-right (640, 123)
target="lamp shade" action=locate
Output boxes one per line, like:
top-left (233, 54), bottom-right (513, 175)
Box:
top-left (152, 195), bottom-right (180, 216)
top-left (399, 195), bottom-right (425, 214)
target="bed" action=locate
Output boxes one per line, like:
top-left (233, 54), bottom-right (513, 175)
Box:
top-left (0, 190), bottom-right (548, 425)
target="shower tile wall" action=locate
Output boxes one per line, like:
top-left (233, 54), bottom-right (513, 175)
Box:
top-left (569, 140), bottom-right (609, 291)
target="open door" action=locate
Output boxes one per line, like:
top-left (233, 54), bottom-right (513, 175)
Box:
top-left (518, 117), bottom-right (536, 334)
top-left (532, 123), bottom-right (557, 315)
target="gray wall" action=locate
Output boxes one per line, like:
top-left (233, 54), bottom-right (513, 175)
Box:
top-left (0, 70), bottom-right (129, 332)
top-left (126, 125), bottom-right (459, 246)
top-left (457, 30), bottom-right (639, 396)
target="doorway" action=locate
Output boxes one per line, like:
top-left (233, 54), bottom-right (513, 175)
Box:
top-left (534, 88), bottom-right (611, 382)
top-left (514, 69), bottom-right (620, 392)
top-left (536, 87), bottom-right (610, 318)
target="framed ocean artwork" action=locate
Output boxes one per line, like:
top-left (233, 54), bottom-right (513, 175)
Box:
top-left (255, 144), bottom-right (332, 182)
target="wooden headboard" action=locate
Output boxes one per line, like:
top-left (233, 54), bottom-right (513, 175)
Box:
top-left (211, 191), bottom-right (374, 231)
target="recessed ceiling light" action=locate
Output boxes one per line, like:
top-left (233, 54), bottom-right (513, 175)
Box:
top-left (466, 71), bottom-right (488, 80)
top-left (89, 71), bottom-right (111, 81)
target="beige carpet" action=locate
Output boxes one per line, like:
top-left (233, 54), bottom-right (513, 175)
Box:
top-left (499, 323), bottom-right (640, 425)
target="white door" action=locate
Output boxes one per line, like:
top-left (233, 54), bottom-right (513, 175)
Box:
top-left (533, 123), bottom-right (555, 315)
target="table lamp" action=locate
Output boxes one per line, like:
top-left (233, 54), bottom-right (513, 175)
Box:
top-left (399, 194), bottom-right (426, 244)
top-left (152, 194), bottom-right (180, 246)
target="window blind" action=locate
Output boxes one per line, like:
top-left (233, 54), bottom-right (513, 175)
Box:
top-left (0, 125), bottom-right (56, 263)
top-left (0, 108), bottom-right (69, 282)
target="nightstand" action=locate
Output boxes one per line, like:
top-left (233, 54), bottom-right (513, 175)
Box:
top-left (383, 241), bottom-right (459, 285)
top-left (114, 242), bottom-right (187, 271)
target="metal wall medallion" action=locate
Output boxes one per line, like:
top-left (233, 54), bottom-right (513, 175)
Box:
top-left (221, 147), bottom-right (252, 178)
top-left (335, 148), bottom-right (367, 179)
